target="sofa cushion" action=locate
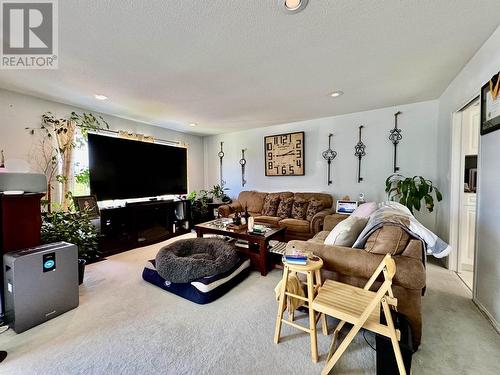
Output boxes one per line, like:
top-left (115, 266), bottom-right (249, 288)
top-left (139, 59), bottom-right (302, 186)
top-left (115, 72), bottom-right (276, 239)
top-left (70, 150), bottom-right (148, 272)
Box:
top-left (306, 199), bottom-right (324, 221)
top-left (280, 218), bottom-right (310, 233)
top-left (291, 199), bottom-right (309, 220)
top-left (294, 192), bottom-right (333, 210)
top-left (364, 225), bottom-right (411, 255)
top-left (261, 195), bottom-right (280, 216)
top-left (237, 191), bottom-right (267, 214)
top-left (277, 197), bottom-right (294, 219)
top-left (254, 215), bottom-right (281, 226)
top-left (308, 230), bottom-right (330, 244)
top-left (351, 202), bottom-right (378, 218)
top-left (324, 216), bottom-right (368, 247)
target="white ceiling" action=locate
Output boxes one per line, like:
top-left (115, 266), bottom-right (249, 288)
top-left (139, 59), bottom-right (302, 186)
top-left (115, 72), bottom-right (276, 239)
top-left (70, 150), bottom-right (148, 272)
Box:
top-left (1, 0), bottom-right (499, 135)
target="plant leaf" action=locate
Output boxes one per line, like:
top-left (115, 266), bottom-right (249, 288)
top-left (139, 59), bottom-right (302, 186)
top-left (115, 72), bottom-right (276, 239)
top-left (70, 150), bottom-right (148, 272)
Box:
top-left (434, 187), bottom-right (443, 201)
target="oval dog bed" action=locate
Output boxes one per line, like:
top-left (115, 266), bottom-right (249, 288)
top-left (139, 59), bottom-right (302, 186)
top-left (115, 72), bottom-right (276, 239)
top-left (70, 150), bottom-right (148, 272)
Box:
top-left (155, 238), bottom-right (239, 283)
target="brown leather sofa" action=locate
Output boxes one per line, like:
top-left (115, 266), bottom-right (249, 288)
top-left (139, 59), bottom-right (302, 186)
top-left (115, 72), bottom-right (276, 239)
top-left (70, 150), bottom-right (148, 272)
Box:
top-left (218, 191), bottom-right (334, 240)
top-left (288, 214), bottom-right (426, 349)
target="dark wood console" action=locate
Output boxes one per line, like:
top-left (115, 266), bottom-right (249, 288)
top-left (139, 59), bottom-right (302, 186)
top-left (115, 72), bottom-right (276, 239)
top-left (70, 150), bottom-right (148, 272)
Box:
top-left (99, 199), bottom-right (191, 256)
top-left (0, 193), bottom-right (44, 253)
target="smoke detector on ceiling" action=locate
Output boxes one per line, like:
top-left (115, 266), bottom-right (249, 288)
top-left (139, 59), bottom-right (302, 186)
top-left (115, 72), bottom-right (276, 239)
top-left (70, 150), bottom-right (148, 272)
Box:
top-left (280, 0), bottom-right (309, 14)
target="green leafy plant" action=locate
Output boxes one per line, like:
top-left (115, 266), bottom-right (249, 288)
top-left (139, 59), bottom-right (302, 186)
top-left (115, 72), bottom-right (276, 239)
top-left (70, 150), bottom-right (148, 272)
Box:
top-left (41, 210), bottom-right (99, 260)
top-left (385, 174), bottom-right (443, 213)
top-left (27, 111), bottom-right (109, 211)
top-left (75, 168), bottom-right (90, 187)
top-left (209, 183), bottom-right (230, 202)
top-left (187, 189), bottom-right (212, 223)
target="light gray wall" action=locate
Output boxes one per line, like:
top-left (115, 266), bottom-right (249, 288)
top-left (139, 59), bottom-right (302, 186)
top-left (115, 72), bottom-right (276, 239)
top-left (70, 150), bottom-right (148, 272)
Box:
top-left (476, 131), bottom-right (500, 330)
top-left (203, 100), bottom-right (439, 230)
top-left (0, 89), bottom-right (205, 191)
top-left (436, 24), bottom-right (500, 328)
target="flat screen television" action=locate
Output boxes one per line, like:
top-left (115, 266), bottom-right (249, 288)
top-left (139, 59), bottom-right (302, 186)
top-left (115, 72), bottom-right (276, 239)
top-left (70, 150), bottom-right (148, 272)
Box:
top-left (88, 133), bottom-right (187, 200)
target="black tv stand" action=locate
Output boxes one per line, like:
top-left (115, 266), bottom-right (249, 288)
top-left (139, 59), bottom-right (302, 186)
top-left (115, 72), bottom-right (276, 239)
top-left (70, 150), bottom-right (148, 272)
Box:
top-left (99, 199), bottom-right (191, 256)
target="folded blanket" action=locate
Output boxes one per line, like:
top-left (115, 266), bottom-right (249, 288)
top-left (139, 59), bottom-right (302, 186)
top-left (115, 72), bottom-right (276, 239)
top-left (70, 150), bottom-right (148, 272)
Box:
top-left (353, 201), bottom-right (452, 258)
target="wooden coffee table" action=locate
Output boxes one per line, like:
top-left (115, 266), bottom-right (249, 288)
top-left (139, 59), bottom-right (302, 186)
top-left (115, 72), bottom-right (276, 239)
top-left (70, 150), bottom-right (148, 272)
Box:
top-left (194, 220), bottom-right (286, 276)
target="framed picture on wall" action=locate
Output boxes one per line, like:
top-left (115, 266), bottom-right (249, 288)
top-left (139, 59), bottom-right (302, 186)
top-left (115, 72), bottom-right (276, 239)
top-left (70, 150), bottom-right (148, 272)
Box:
top-left (264, 131), bottom-right (305, 176)
top-left (480, 72), bottom-right (500, 135)
top-left (73, 195), bottom-right (100, 219)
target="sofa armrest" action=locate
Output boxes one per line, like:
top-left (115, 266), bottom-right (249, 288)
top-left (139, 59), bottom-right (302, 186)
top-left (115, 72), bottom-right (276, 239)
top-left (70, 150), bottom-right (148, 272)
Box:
top-left (218, 201), bottom-right (243, 217)
top-left (310, 208), bottom-right (335, 234)
top-left (323, 213), bottom-right (348, 231)
top-left (287, 240), bottom-right (426, 290)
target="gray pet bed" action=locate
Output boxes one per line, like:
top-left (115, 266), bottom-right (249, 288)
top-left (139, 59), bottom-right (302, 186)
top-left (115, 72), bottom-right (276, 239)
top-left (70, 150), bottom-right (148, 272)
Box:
top-left (155, 238), bottom-right (239, 283)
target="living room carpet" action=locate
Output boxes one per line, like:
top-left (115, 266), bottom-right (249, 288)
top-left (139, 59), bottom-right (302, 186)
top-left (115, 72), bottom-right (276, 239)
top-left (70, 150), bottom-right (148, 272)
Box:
top-left (1, 234), bottom-right (499, 375)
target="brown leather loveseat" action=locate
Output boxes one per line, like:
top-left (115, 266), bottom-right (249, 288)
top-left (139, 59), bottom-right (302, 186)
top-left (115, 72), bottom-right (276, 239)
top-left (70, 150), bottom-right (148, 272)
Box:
top-left (288, 214), bottom-right (426, 349)
top-left (218, 191), bottom-right (334, 241)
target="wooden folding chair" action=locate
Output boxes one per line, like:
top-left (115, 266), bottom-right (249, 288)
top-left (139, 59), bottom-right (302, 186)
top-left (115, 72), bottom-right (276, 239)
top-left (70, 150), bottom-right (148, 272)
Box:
top-left (311, 254), bottom-right (407, 375)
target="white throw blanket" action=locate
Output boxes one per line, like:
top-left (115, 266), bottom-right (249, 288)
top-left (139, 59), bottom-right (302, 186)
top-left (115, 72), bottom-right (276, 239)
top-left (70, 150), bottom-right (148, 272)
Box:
top-left (353, 201), bottom-right (452, 258)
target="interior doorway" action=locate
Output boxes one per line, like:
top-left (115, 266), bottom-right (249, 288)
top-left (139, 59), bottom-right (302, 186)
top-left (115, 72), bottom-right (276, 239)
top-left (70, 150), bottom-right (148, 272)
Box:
top-left (451, 98), bottom-right (480, 290)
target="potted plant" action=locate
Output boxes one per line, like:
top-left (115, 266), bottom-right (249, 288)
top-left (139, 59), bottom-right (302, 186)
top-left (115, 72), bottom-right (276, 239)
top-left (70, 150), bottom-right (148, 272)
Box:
top-left (385, 174), bottom-right (443, 214)
top-left (41, 209), bottom-right (99, 284)
top-left (187, 190), bottom-right (213, 224)
top-left (209, 183), bottom-right (230, 203)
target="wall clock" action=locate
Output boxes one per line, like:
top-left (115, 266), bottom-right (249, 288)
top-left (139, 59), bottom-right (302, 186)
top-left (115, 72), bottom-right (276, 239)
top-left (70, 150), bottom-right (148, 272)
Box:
top-left (264, 131), bottom-right (305, 176)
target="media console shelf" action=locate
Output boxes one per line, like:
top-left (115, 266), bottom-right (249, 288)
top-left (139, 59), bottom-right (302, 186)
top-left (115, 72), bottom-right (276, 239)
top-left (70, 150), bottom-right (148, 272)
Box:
top-left (99, 199), bottom-right (191, 256)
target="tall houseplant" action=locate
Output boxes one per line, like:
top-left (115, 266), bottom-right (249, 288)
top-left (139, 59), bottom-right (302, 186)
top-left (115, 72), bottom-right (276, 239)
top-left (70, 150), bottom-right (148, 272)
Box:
top-left (385, 174), bottom-right (443, 214)
top-left (27, 111), bottom-right (109, 211)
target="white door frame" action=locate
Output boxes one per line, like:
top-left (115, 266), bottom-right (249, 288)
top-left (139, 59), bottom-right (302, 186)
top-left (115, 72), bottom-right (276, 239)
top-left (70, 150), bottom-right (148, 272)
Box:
top-left (448, 94), bottom-right (480, 274)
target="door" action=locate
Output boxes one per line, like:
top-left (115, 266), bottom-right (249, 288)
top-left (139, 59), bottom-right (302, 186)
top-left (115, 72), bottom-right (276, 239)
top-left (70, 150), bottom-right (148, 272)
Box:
top-left (456, 100), bottom-right (480, 290)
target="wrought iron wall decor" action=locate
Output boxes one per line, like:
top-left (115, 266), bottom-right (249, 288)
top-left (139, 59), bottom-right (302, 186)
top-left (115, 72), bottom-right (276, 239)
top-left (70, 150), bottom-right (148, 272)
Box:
top-left (389, 111), bottom-right (403, 173)
top-left (239, 148), bottom-right (247, 187)
top-left (322, 133), bottom-right (337, 185)
top-left (217, 141), bottom-right (225, 185)
top-left (354, 125), bottom-right (366, 183)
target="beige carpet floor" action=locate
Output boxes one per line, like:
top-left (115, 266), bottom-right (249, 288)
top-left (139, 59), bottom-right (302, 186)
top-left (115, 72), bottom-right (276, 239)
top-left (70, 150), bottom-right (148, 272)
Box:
top-left (1, 234), bottom-right (499, 374)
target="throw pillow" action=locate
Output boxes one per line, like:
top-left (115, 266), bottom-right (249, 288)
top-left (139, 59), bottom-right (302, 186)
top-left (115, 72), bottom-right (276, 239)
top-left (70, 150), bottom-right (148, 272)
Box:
top-left (324, 216), bottom-right (369, 247)
top-left (306, 199), bottom-right (324, 221)
top-left (261, 195), bottom-right (281, 216)
top-left (277, 197), bottom-right (294, 219)
top-left (291, 199), bottom-right (309, 220)
top-left (351, 202), bottom-right (378, 218)
top-left (364, 226), bottom-right (411, 255)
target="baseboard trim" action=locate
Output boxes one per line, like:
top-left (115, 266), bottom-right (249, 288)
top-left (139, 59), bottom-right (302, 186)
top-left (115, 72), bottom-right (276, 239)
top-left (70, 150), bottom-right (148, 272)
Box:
top-left (472, 298), bottom-right (500, 334)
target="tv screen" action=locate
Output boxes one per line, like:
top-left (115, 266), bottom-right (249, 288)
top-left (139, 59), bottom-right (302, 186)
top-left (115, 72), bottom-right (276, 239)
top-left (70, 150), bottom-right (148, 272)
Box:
top-left (88, 133), bottom-right (187, 200)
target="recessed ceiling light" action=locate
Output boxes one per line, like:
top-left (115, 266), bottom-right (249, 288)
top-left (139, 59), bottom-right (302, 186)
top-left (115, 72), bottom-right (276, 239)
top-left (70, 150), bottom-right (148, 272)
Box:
top-left (329, 90), bottom-right (344, 98)
top-left (280, 0), bottom-right (308, 13)
top-left (189, 123), bottom-right (197, 127)
top-left (94, 94), bottom-right (108, 100)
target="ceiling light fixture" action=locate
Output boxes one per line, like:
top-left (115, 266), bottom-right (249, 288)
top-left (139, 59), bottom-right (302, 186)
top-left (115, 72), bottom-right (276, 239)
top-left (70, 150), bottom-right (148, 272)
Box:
top-left (280, 0), bottom-right (308, 14)
top-left (94, 94), bottom-right (108, 100)
top-left (329, 90), bottom-right (344, 98)
top-left (189, 123), bottom-right (197, 127)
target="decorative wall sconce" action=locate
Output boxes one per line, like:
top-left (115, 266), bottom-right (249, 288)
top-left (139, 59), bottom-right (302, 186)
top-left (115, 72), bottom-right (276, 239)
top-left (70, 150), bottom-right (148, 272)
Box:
top-left (239, 148), bottom-right (247, 187)
top-left (389, 111), bottom-right (402, 173)
top-left (322, 133), bottom-right (337, 185)
top-left (217, 141), bottom-right (225, 185)
top-left (354, 125), bottom-right (366, 183)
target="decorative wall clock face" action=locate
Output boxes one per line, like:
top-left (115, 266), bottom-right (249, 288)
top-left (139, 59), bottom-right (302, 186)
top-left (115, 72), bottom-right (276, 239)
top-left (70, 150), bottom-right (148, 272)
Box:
top-left (264, 131), bottom-right (305, 176)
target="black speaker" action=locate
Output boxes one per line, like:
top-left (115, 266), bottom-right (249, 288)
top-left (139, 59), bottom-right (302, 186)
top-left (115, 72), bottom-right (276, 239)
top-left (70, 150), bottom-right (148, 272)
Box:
top-left (376, 310), bottom-right (414, 375)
